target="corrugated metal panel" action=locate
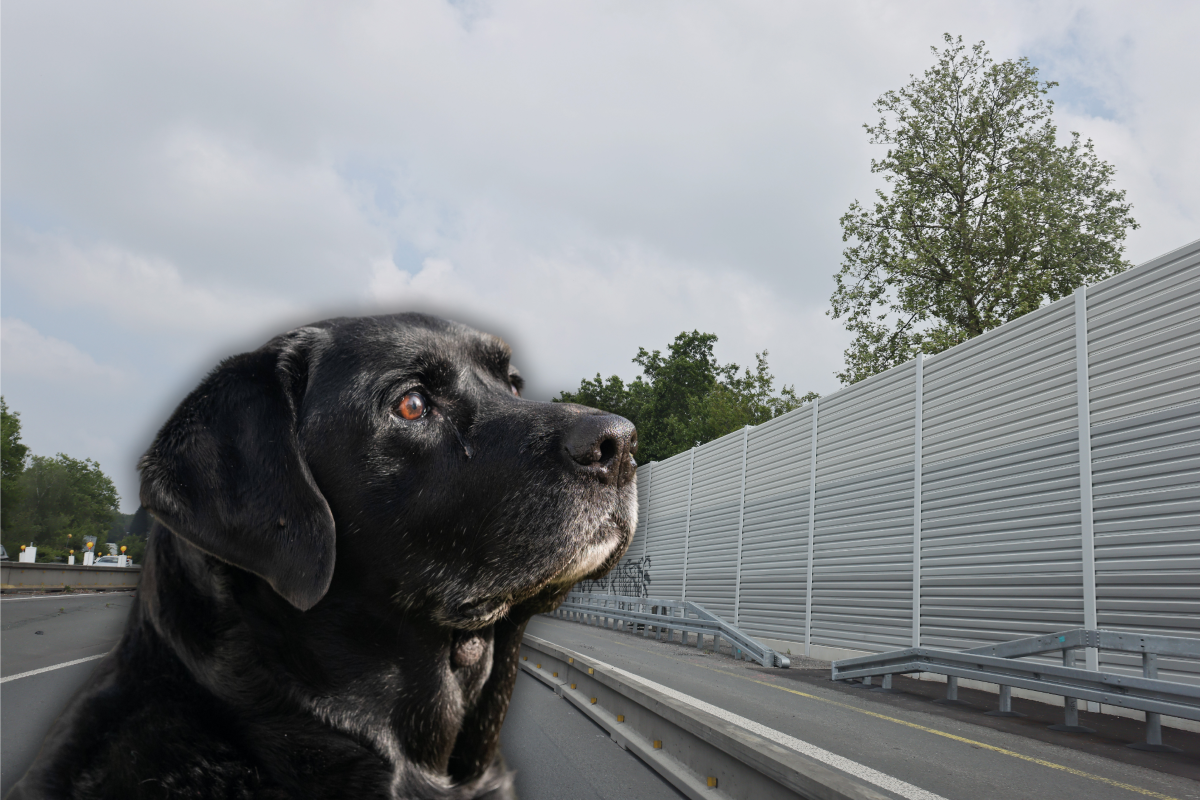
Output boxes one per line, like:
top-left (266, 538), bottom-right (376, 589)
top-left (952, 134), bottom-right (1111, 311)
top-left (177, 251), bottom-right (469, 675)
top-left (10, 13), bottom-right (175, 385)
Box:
top-left (1087, 242), bottom-right (1200, 425)
top-left (737, 405), bottom-right (814, 642)
top-left (635, 462), bottom-right (653, 557)
top-left (570, 241), bottom-right (1199, 677)
top-left (1088, 241), bottom-right (1200, 686)
top-left (810, 361), bottom-right (917, 653)
top-left (921, 299), bottom-right (1083, 650)
top-left (922, 298), bottom-right (1079, 464)
top-left (683, 429), bottom-right (745, 621)
top-left (1090, 405), bottom-right (1200, 685)
top-left (640, 449), bottom-right (692, 601)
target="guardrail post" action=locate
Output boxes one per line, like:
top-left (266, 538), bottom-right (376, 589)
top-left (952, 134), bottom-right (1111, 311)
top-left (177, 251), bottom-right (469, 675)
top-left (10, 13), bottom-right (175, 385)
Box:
top-left (933, 675), bottom-right (968, 706)
top-left (1128, 653), bottom-right (1183, 752)
top-left (985, 685), bottom-right (1023, 718)
top-left (1048, 648), bottom-right (1095, 733)
top-left (870, 674), bottom-right (897, 694)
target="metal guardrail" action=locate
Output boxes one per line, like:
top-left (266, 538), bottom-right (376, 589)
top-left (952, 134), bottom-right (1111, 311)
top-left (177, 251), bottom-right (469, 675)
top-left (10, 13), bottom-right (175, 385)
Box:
top-left (521, 634), bottom-right (886, 800)
top-left (552, 592), bottom-right (789, 668)
top-left (831, 628), bottom-right (1200, 752)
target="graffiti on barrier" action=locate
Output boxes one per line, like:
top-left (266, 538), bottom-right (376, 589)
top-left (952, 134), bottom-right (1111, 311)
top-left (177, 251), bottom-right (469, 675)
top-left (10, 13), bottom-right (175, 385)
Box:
top-left (578, 556), bottom-right (651, 598)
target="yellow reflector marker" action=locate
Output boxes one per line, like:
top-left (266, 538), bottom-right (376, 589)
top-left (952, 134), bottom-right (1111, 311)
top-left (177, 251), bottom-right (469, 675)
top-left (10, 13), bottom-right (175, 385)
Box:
top-left (707, 777), bottom-right (718, 788)
top-left (522, 656), bottom-right (527, 661)
top-left (588, 668), bottom-right (594, 675)
top-left (590, 697), bottom-right (597, 704)
top-left (616, 714), bottom-right (624, 723)
top-left (570, 683), bottom-right (576, 689)
top-left (568, 658), bottom-right (574, 664)
top-left (552, 672), bottom-right (558, 677)
top-left (536, 664), bottom-right (541, 669)
top-left (652, 740), bottom-right (662, 749)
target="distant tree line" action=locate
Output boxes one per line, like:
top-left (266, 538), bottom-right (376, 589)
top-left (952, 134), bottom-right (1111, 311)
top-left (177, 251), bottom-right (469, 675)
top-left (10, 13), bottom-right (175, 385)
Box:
top-left (1, 397), bottom-right (145, 564)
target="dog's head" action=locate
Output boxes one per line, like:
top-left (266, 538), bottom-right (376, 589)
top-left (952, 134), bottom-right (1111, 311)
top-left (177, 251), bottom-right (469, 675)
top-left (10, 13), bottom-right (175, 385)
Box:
top-left (138, 313), bottom-right (637, 623)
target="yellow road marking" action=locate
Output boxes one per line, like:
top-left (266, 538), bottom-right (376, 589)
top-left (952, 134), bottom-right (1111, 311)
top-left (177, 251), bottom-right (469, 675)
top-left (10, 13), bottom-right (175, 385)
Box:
top-left (554, 623), bottom-right (1183, 800)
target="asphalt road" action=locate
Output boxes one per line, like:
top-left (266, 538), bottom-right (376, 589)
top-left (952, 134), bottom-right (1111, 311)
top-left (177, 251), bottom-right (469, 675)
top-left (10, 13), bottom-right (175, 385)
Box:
top-left (0, 593), bottom-right (681, 799)
top-left (527, 615), bottom-right (1200, 800)
top-left (1, 591), bottom-right (134, 796)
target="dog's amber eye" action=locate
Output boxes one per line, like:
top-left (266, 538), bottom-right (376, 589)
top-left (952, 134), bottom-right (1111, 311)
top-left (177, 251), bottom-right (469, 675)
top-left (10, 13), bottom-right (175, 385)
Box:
top-left (397, 392), bottom-right (426, 420)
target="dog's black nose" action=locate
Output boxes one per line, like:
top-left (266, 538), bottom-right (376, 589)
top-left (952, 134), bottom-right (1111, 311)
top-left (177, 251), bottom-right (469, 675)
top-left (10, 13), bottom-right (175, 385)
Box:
top-left (563, 414), bottom-right (636, 486)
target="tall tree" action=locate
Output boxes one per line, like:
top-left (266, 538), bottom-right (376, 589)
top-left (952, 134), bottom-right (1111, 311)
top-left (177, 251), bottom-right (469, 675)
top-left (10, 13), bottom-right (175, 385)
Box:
top-left (831, 34), bottom-right (1137, 384)
top-left (557, 331), bottom-right (814, 464)
top-left (1, 397), bottom-right (31, 533)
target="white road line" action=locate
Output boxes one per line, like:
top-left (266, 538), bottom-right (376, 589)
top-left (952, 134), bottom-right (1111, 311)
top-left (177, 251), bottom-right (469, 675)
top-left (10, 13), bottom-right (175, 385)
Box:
top-left (1, 653), bottom-right (109, 683)
top-left (0, 591), bottom-right (133, 602)
top-left (608, 663), bottom-right (948, 800)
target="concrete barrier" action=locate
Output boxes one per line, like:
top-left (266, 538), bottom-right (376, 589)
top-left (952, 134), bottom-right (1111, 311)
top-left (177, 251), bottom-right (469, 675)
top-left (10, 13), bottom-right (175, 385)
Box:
top-left (520, 634), bottom-right (889, 800)
top-left (1, 561), bottom-right (141, 593)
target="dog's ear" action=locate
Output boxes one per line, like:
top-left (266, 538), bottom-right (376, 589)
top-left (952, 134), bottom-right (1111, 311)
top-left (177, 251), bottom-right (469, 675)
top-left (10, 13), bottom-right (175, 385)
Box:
top-left (139, 328), bottom-right (335, 611)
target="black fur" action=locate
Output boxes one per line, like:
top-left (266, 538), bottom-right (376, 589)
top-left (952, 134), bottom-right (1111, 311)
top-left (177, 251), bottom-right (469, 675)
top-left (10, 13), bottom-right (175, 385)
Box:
top-left (8, 314), bottom-right (638, 800)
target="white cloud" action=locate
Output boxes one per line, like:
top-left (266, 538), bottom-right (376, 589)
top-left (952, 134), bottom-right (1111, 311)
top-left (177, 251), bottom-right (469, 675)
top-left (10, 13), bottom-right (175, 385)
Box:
top-left (1, 318), bottom-right (126, 388)
top-left (4, 231), bottom-right (305, 337)
top-left (369, 257), bottom-right (469, 304)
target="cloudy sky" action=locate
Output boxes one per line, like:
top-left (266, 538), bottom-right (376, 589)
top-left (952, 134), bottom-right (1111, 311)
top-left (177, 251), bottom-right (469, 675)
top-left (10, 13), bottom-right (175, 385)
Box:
top-left (3, 0), bottom-right (1197, 510)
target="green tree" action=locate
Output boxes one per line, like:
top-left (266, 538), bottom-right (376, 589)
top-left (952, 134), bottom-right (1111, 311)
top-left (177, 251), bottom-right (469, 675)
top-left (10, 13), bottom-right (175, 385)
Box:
top-left (831, 34), bottom-right (1138, 384)
top-left (115, 533), bottom-right (147, 565)
top-left (557, 331), bottom-right (815, 463)
top-left (108, 511), bottom-right (134, 541)
top-left (2, 397), bottom-right (31, 533)
top-left (2, 453), bottom-right (121, 562)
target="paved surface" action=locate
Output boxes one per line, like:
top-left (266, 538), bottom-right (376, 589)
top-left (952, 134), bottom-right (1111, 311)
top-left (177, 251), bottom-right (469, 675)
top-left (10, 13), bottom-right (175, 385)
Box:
top-left (1, 592), bottom-right (134, 796)
top-left (0, 593), bottom-right (679, 799)
top-left (528, 615), bottom-right (1200, 800)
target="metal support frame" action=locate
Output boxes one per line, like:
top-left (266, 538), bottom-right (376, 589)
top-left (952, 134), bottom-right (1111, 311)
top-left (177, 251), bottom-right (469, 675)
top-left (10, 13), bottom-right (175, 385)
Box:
top-left (912, 354), bottom-right (923, 649)
top-left (732, 426), bottom-right (750, 626)
top-left (804, 399), bottom-right (819, 657)
top-left (640, 462), bottom-right (653, 561)
top-left (681, 449), bottom-right (695, 601)
top-left (1128, 653), bottom-right (1184, 752)
top-left (832, 628), bottom-right (1200, 743)
top-left (1047, 647), bottom-right (1095, 733)
top-left (1074, 288), bottom-right (1099, 683)
top-left (555, 592), bottom-right (789, 668)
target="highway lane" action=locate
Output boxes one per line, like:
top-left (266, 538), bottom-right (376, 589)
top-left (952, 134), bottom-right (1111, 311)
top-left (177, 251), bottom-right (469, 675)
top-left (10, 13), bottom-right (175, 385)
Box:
top-left (1, 592), bottom-right (134, 795)
top-left (528, 615), bottom-right (1200, 800)
top-left (0, 594), bottom-right (681, 799)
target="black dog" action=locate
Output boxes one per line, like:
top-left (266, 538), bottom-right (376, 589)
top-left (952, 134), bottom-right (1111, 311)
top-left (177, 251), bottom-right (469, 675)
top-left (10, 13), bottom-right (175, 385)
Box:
top-left (9, 314), bottom-right (637, 799)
